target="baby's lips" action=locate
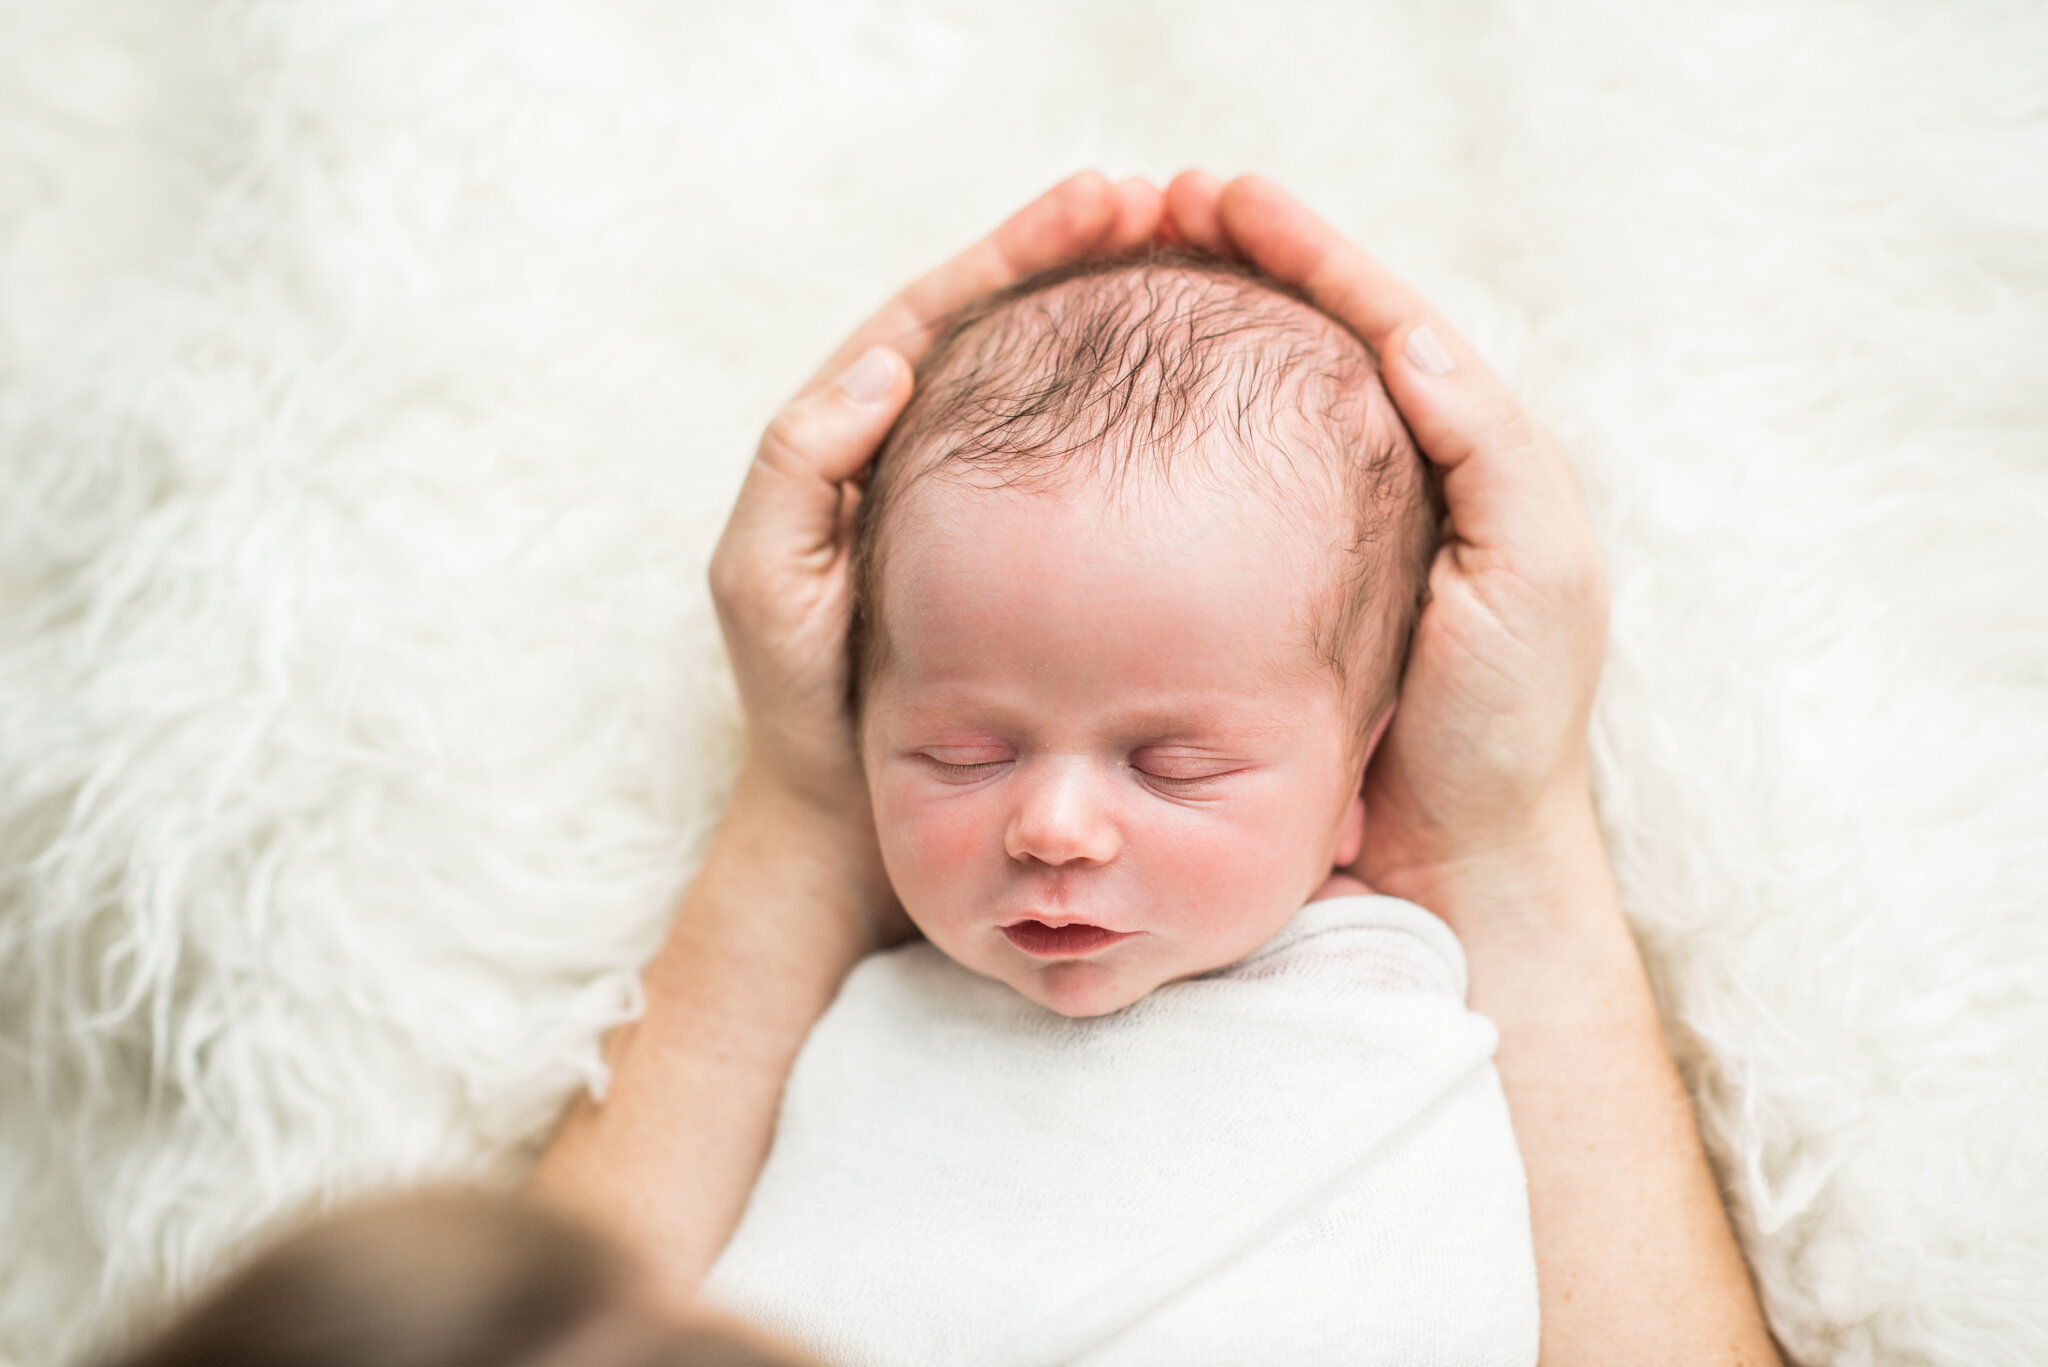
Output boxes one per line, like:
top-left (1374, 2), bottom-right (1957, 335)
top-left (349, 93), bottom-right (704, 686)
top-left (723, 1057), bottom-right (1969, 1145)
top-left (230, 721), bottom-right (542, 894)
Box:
top-left (1002, 913), bottom-right (1097, 930)
top-left (1002, 920), bottom-right (1134, 959)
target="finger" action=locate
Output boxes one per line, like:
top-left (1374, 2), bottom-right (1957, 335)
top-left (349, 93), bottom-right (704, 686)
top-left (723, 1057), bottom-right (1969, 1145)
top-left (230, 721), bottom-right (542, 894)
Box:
top-left (1383, 322), bottom-right (1590, 558)
top-left (1214, 175), bottom-right (1464, 360)
top-left (726, 346), bottom-right (913, 568)
top-left (1164, 169), bottom-right (1227, 255)
top-left (1103, 177), bottom-right (1165, 253)
top-left (800, 171), bottom-right (1124, 394)
top-left (1214, 175), bottom-right (1584, 553)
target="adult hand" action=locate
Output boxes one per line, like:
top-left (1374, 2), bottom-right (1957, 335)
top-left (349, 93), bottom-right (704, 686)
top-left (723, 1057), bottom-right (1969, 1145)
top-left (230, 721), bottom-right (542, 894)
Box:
top-left (708, 170), bottom-right (1165, 940)
top-left (1164, 172), bottom-right (1608, 925)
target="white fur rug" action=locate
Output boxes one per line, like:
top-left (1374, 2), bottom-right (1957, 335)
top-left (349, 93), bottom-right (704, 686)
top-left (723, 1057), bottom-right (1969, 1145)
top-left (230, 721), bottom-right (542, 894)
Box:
top-left (2, 4), bottom-right (2043, 1364)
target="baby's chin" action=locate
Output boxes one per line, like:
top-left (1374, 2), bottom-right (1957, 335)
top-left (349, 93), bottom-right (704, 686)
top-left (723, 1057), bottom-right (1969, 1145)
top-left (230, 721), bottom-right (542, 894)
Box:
top-left (1004, 957), bottom-right (1161, 1018)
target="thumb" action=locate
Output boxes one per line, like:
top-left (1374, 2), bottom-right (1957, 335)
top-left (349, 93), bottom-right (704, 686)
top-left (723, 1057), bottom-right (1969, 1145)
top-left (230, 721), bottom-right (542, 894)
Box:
top-left (1382, 323), bottom-right (1579, 562)
top-left (730, 346), bottom-right (913, 563)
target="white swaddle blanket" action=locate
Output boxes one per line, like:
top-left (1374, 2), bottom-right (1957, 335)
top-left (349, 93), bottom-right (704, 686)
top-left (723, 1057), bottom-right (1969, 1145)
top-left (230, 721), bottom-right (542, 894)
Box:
top-left (703, 894), bottom-right (1538, 1366)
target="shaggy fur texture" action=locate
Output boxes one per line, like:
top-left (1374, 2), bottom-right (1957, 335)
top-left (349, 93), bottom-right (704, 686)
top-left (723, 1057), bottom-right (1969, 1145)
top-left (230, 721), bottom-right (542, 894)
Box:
top-left (1, 3), bottom-right (2043, 1364)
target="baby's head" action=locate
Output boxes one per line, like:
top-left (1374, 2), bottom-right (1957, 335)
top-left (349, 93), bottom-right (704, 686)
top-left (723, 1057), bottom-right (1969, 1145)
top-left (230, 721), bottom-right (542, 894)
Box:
top-left (852, 251), bottom-right (1437, 1017)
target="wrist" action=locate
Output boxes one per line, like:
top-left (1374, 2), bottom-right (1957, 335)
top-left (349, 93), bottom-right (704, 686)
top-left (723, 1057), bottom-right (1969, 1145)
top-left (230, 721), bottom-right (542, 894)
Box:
top-left (727, 763), bottom-right (900, 948)
top-left (1377, 787), bottom-right (1657, 1033)
top-left (644, 765), bottom-right (898, 1007)
top-left (1376, 785), bottom-right (1611, 933)
top-left (738, 721), bottom-right (872, 830)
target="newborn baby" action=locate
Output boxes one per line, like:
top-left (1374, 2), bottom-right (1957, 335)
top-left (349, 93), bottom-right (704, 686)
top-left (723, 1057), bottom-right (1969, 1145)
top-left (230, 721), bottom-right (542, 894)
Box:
top-left (703, 254), bottom-right (1537, 1365)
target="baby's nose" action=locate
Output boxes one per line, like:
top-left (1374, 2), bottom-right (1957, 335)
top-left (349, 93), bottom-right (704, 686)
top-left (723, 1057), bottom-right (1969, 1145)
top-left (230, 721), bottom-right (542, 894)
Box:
top-left (1003, 757), bottom-right (1123, 868)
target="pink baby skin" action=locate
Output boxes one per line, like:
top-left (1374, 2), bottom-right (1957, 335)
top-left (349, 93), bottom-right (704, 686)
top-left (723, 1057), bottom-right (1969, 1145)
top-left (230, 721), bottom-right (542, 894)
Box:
top-left (860, 469), bottom-right (1382, 1018)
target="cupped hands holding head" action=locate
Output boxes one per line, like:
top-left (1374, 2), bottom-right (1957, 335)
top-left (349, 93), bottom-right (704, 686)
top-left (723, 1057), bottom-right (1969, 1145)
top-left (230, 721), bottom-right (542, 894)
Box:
top-left (532, 172), bottom-right (1783, 1367)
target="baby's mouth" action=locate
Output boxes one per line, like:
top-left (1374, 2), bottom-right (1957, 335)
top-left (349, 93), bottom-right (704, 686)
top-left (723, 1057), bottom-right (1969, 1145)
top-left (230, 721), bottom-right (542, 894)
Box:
top-left (1001, 920), bottom-right (1133, 959)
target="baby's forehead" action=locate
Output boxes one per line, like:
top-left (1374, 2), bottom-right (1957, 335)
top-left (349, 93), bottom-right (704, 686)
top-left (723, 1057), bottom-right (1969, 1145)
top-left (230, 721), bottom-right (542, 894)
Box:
top-left (876, 472), bottom-right (1352, 691)
top-left (875, 475), bottom-right (1352, 692)
top-left (895, 458), bottom-right (1331, 549)
top-left (887, 437), bottom-right (1348, 562)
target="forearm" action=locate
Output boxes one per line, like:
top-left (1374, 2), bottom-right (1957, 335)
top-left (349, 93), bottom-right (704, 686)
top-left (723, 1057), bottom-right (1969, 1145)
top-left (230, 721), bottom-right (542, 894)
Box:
top-left (1404, 799), bottom-right (1781, 1367)
top-left (529, 770), bottom-right (890, 1306)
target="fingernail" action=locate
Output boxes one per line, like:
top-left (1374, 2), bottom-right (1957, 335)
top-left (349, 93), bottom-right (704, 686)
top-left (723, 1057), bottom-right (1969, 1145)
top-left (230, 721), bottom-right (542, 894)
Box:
top-left (1404, 325), bottom-right (1455, 378)
top-left (837, 347), bottom-right (899, 404)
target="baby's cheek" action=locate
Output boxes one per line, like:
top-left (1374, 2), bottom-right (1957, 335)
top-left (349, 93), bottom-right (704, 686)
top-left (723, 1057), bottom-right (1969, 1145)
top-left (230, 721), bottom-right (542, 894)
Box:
top-left (891, 788), bottom-right (997, 891)
top-left (1146, 797), bottom-right (1322, 941)
top-left (1151, 818), bottom-right (1272, 918)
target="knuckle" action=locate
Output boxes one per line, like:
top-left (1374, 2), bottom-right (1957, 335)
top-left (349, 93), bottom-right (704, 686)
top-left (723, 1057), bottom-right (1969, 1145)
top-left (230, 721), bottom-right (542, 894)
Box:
top-left (756, 406), bottom-right (814, 475)
top-left (707, 540), bottom-right (763, 619)
top-left (1477, 404), bottom-right (1539, 460)
top-left (1506, 527), bottom-right (1594, 606)
top-left (707, 545), bottom-right (739, 605)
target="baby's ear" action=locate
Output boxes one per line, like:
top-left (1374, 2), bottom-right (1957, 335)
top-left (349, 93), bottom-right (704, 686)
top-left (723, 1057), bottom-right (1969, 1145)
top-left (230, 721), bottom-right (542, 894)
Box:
top-left (1334, 792), bottom-right (1366, 867)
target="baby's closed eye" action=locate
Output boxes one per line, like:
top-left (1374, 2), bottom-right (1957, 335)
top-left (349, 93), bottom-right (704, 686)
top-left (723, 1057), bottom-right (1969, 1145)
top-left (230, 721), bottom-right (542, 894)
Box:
top-left (919, 746), bottom-right (1013, 781)
top-left (1127, 749), bottom-right (1246, 789)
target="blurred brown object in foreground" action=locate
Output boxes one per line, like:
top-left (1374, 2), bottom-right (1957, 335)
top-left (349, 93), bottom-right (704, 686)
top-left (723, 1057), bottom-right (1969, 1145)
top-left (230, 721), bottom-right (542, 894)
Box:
top-left (102, 1187), bottom-right (817, 1367)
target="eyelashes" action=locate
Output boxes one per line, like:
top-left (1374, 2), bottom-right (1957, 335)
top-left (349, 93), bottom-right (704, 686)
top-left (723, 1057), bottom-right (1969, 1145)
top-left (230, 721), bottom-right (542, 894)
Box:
top-left (926, 758), bottom-right (1011, 781)
top-left (916, 754), bottom-right (1240, 793)
top-left (1136, 770), bottom-right (1224, 792)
